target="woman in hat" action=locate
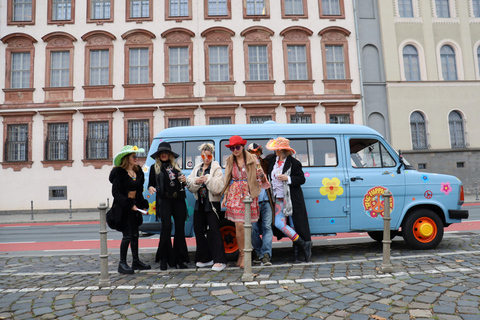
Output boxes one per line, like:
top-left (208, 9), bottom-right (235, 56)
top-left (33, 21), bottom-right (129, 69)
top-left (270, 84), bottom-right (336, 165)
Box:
top-left (265, 137), bottom-right (312, 262)
top-left (221, 136), bottom-right (270, 268)
top-left (109, 145), bottom-right (151, 274)
top-left (186, 143), bottom-right (227, 271)
top-left (148, 141), bottom-right (190, 270)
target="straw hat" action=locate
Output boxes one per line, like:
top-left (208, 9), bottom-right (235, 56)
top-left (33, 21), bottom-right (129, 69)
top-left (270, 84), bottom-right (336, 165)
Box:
top-left (225, 135), bottom-right (247, 148)
top-left (150, 141), bottom-right (179, 159)
top-left (266, 137), bottom-right (296, 154)
top-left (113, 145), bottom-right (145, 166)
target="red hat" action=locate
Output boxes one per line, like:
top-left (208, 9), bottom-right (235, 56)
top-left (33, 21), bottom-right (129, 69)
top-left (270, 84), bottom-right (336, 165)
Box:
top-left (225, 135), bottom-right (247, 148)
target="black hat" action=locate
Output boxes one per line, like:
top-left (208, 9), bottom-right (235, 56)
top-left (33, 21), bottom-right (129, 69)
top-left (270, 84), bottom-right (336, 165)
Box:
top-left (150, 141), bottom-right (179, 159)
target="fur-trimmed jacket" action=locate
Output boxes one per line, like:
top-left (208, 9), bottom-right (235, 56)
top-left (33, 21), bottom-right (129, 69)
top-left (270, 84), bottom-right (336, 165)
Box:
top-left (186, 160), bottom-right (224, 202)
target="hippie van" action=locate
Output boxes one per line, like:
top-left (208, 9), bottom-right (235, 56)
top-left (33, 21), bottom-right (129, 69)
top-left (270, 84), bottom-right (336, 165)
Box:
top-left (140, 121), bottom-right (468, 256)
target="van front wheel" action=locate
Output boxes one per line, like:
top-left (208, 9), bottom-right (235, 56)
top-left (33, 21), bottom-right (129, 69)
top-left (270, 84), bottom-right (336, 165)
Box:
top-left (402, 209), bottom-right (444, 250)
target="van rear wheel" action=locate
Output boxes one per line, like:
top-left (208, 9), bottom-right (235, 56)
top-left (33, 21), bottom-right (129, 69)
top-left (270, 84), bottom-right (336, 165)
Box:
top-left (219, 218), bottom-right (239, 261)
top-left (402, 209), bottom-right (443, 250)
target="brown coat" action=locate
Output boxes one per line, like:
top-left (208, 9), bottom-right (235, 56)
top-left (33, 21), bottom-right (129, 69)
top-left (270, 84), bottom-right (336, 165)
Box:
top-left (222, 150), bottom-right (262, 199)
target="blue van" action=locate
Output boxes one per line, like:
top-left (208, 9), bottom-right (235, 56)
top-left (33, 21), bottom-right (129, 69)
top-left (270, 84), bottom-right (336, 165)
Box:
top-left (140, 122), bottom-right (468, 254)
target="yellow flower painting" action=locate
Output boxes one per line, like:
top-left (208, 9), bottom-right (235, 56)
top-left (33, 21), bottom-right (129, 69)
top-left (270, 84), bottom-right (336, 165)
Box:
top-left (320, 177), bottom-right (344, 201)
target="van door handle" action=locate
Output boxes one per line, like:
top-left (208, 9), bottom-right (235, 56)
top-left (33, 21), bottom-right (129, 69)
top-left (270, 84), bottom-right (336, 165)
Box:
top-left (351, 176), bottom-right (364, 181)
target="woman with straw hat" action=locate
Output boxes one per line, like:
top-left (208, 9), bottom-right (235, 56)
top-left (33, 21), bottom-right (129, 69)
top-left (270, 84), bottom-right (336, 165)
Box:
top-left (221, 135), bottom-right (270, 268)
top-left (109, 145), bottom-right (151, 274)
top-left (265, 137), bottom-right (312, 262)
top-left (148, 142), bottom-right (190, 270)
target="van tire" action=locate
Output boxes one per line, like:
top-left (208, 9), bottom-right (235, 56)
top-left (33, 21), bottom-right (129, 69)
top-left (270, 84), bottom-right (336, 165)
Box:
top-left (402, 209), bottom-right (444, 250)
top-left (219, 218), bottom-right (239, 261)
top-left (367, 231), bottom-right (396, 242)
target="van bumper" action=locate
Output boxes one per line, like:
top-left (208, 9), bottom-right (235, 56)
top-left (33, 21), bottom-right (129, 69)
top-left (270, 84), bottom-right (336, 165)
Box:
top-left (449, 209), bottom-right (469, 220)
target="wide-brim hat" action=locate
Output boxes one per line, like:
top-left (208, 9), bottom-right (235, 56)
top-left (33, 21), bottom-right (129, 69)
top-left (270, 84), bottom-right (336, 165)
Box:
top-left (247, 143), bottom-right (263, 154)
top-left (266, 137), bottom-right (296, 154)
top-left (150, 141), bottom-right (179, 159)
top-left (225, 135), bottom-right (247, 148)
top-left (113, 145), bottom-right (145, 166)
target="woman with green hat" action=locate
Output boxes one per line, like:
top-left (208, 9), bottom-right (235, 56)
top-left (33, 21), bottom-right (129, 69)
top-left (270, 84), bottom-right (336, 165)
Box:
top-left (109, 145), bottom-right (151, 274)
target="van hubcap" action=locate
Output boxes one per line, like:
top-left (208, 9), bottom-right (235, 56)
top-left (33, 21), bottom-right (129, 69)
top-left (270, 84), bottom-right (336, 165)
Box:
top-left (413, 217), bottom-right (437, 242)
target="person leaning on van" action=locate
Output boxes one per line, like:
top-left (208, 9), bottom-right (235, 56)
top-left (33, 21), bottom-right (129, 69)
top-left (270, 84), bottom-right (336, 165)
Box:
top-left (148, 142), bottom-right (190, 270)
top-left (186, 143), bottom-right (227, 272)
top-left (109, 145), bottom-right (151, 274)
top-left (265, 137), bottom-right (312, 262)
top-left (221, 135), bottom-right (270, 268)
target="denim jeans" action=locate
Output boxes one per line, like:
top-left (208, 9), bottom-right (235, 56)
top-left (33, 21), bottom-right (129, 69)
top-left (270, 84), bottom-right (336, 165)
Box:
top-left (252, 200), bottom-right (273, 258)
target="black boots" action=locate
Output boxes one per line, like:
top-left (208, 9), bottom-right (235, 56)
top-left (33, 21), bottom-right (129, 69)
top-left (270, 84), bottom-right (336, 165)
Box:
top-left (131, 236), bottom-right (151, 270)
top-left (293, 237), bottom-right (312, 262)
top-left (293, 244), bottom-right (301, 263)
top-left (119, 236), bottom-right (151, 274)
top-left (118, 261), bottom-right (134, 274)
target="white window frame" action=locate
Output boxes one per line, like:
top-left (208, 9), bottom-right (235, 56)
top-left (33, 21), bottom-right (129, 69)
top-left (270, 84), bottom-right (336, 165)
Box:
top-left (13, 0), bottom-right (33, 21)
top-left (130, 0), bottom-right (149, 18)
top-left (129, 48), bottom-right (149, 84)
top-left (321, 0), bottom-right (340, 16)
top-left (89, 49), bottom-right (109, 86)
top-left (50, 51), bottom-right (70, 87)
top-left (246, 0), bottom-right (266, 16)
top-left (208, 0), bottom-right (227, 16)
top-left (169, 47), bottom-right (189, 83)
top-left (209, 45), bottom-right (229, 82)
top-left (91, 0), bottom-right (110, 20)
top-left (52, 0), bottom-right (71, 20)
top-left (284, 0), bottom-right (304, 15)
top-left (11, 52), bottom-right (31, 89)
top-left (403, 45), bottom-right (421, 81)
top-left (287, 45), bottom-right (308, 80)
top-left (248, 45), bottom-right (269, 81)
top-left (325, 45), bottom-right (345, 80)
top-left (169, 0), bottom-right (189, 17)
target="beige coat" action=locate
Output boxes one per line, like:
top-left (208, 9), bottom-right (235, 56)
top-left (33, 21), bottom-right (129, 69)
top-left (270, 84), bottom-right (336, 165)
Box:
top-left (186, 160), bottom-right (224, 202)
top-left (222, 151), bottom-right (262, 199)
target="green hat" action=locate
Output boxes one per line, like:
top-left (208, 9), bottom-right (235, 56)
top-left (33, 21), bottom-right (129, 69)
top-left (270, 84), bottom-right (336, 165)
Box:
top-left (113, 145), bottom-right (145, 166)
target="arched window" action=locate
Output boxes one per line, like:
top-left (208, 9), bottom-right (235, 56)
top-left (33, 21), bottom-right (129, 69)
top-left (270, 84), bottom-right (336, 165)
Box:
top-left (403, 45), bottom-right (420, 81)
top-left (449, 111), bottom-right (465, 148)
top-left (440, 45), bottom-right (457, 80)
top-left (398, 0), bottom-right (413, 17)
top-left (410, 112), bottom-right (428, 150)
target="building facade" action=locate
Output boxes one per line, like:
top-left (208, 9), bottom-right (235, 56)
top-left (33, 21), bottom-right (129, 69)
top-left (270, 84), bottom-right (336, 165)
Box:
top-left (378, 0), bottom-right (480, 195)
top-left (0, 0), bottom-right (362, 211)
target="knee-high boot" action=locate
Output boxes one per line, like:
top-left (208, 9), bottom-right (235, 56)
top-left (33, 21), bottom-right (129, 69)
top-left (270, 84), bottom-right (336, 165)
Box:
top-left (131, 236), bottom-right (151, 270)
top-left (293, 237), bottom-right (312, 262)
top-left (236, 223), bottom-right (245, 268)
top-left (119, 237), bottom-right (134, 274)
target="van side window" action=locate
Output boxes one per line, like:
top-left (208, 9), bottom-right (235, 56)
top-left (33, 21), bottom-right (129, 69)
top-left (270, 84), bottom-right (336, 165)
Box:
top-left (169, 142), bottom-right (184, 169)
top-left (289, 138), bottom-right (337, 167)
top-left (185, 140), bottom-right (214, 169)
top-left (350, 139), bottom-right (396, 168)
top-left (220, 138), bottom-right (270, 168)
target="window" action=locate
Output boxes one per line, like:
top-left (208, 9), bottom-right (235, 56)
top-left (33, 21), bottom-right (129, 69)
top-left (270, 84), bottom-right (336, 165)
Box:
top-left (207, 0), bottom-right (229, 16)
top-left (169, 118), bottom-right (190, 127)
top-left (169, 47), bottom-right (189, 83)
top-left (284, 0), bottom-right (304, 15)
top-left (5, 124), bottom-right (28, 162)
top-left (250, 115), bottom-right (272, 124)
top-left (436, 0), bottom-right (450, 18)
top-left (449, 111), bottom-right (465, 148)
top-left (209, 117), bottom-right (231, 125)
top-left (46, 123), bottom-right (69, 161)
top-left (10, 0), bottom-right (35, 23)
top-left (246, 0), bottom-right (266, 15)
top-left (11, 52), bottom-right (31, 89)
top-left (410, 111), bottom-right (428, 150)
top-left (325, 45), bottom-right (345, 79)
top-left (290, 114), bottom-right (312, 123)
top-left (474, 0), bottom-right (480, 18)
top-left (287, 45), bottom-right (308, 80)
top-left (248, 45), bottom-right (269, 81)
top-left (127, 120), bottom-right (149, 157)
top-left (403, 45), bottom-right (421, 81)
top-left (320, 0), bottom-right (345, 18)
top-left (440, 45), bottom-right (457, 80)
top-left (129, 48), bottom-right (149, 84)
top-left (418, 163), bottom-right (427, 169)
top-left (87, 0), bottom-right (113, 23)
top-left (50, 51), bottom-right (70, 87)
top-left (130, 0), bottom-right (149, 18)
top-left (209, 46), bottom-right (229, 81)
top-left (398, 0), bottom-right (413, 17)
top-left (350, 139), bottom-right (396, 168)
top-left (51, 0), bottom-right (72, 20)
top-left (329, 114), bottom-right (350, 124)
top-left (169, 0), bottom-right (190, 17)
top-left (90, 50), bottom-right (109, 85)
top-left (86, 121), bottom-right (109, 159)
top-left (289, 139), bottom-right (337, 167)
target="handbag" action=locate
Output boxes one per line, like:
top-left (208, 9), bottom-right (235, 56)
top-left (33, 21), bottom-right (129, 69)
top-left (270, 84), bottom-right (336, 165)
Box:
top-left (106, 203), bottom-right (123, 230)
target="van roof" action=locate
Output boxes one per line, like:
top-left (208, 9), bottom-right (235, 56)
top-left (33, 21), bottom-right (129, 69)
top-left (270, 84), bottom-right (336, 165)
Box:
top-left (154, 121), bottom-right (381, 139)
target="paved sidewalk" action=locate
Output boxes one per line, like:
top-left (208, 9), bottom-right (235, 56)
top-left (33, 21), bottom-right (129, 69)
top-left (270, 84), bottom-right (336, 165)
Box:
top-left (2, 231), bottom-right (480, 319)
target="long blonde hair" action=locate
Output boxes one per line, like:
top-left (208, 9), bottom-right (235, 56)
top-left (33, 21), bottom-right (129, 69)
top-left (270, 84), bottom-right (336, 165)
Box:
top-left (154, 152), bottom-right (181, 174)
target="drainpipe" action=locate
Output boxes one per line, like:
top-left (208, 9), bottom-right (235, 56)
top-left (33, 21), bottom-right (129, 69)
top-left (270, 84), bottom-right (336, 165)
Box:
top-left (352, 0), bottom-right (367, 126)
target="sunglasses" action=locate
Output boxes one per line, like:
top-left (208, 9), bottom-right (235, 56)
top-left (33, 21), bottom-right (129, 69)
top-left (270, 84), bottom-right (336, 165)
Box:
top-left (201, 154), bottom-right (213, 160)
top-left (159, 150), bottom-right (170, 155)
top-left (132, 155), bottom-right (138, 159)
top-left (229, 145), bottom-right (243, 151)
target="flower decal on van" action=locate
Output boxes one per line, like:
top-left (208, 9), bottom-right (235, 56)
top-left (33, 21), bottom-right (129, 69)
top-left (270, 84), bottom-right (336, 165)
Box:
top-left (441, 182), bottom-right (452, 195)
top-left (320, 177), bottom-right (344, 201)
top-left (149, 201), bottom-right (156, 215)
top-left (422, 175), bottom-right (429, 182)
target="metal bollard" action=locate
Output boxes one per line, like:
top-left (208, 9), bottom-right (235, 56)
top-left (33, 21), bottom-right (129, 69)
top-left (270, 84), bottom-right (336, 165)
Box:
top-left (98, 202), bottom-right (111, 287)
top-left (69, 199), bottom-right (72, 220)
top-left (242, 196), bottom-right (254, 282)
top-left (380, 190), bottom-right (394, 273)
top-left (475, 182), bottom-right (479, 201)
top-left (31, 201), bottom-right (34, 220)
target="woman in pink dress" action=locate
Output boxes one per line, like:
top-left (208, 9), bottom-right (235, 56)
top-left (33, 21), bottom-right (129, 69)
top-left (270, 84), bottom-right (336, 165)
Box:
top-left (221, 136), bottom-right (270, 268)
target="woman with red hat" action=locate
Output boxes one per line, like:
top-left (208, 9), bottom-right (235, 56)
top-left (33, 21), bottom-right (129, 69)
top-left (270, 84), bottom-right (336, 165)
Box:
top-left (221, 136), bottom-right (270, 268)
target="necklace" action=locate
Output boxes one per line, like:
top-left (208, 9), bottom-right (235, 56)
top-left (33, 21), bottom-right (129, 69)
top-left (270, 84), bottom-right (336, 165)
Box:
top-left (127, 169), bottom-right (136, 181)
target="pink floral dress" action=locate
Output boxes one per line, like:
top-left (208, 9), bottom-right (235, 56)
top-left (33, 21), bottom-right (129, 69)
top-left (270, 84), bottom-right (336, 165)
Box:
top-left (225, 162), bottom-right (259, 223)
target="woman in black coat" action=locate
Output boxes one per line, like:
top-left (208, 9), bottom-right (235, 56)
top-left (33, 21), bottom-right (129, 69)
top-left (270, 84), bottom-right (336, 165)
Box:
top-left (109, 145), bottom-right (151, 274)
top-left (265, 137), bottom-right (312, 262)
top-left (148, 141), bottom-right (190, 270)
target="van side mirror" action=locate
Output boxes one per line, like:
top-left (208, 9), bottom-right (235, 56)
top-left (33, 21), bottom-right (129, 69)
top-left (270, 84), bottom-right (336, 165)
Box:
top-left (397, 149), bottom-right (404, 174)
